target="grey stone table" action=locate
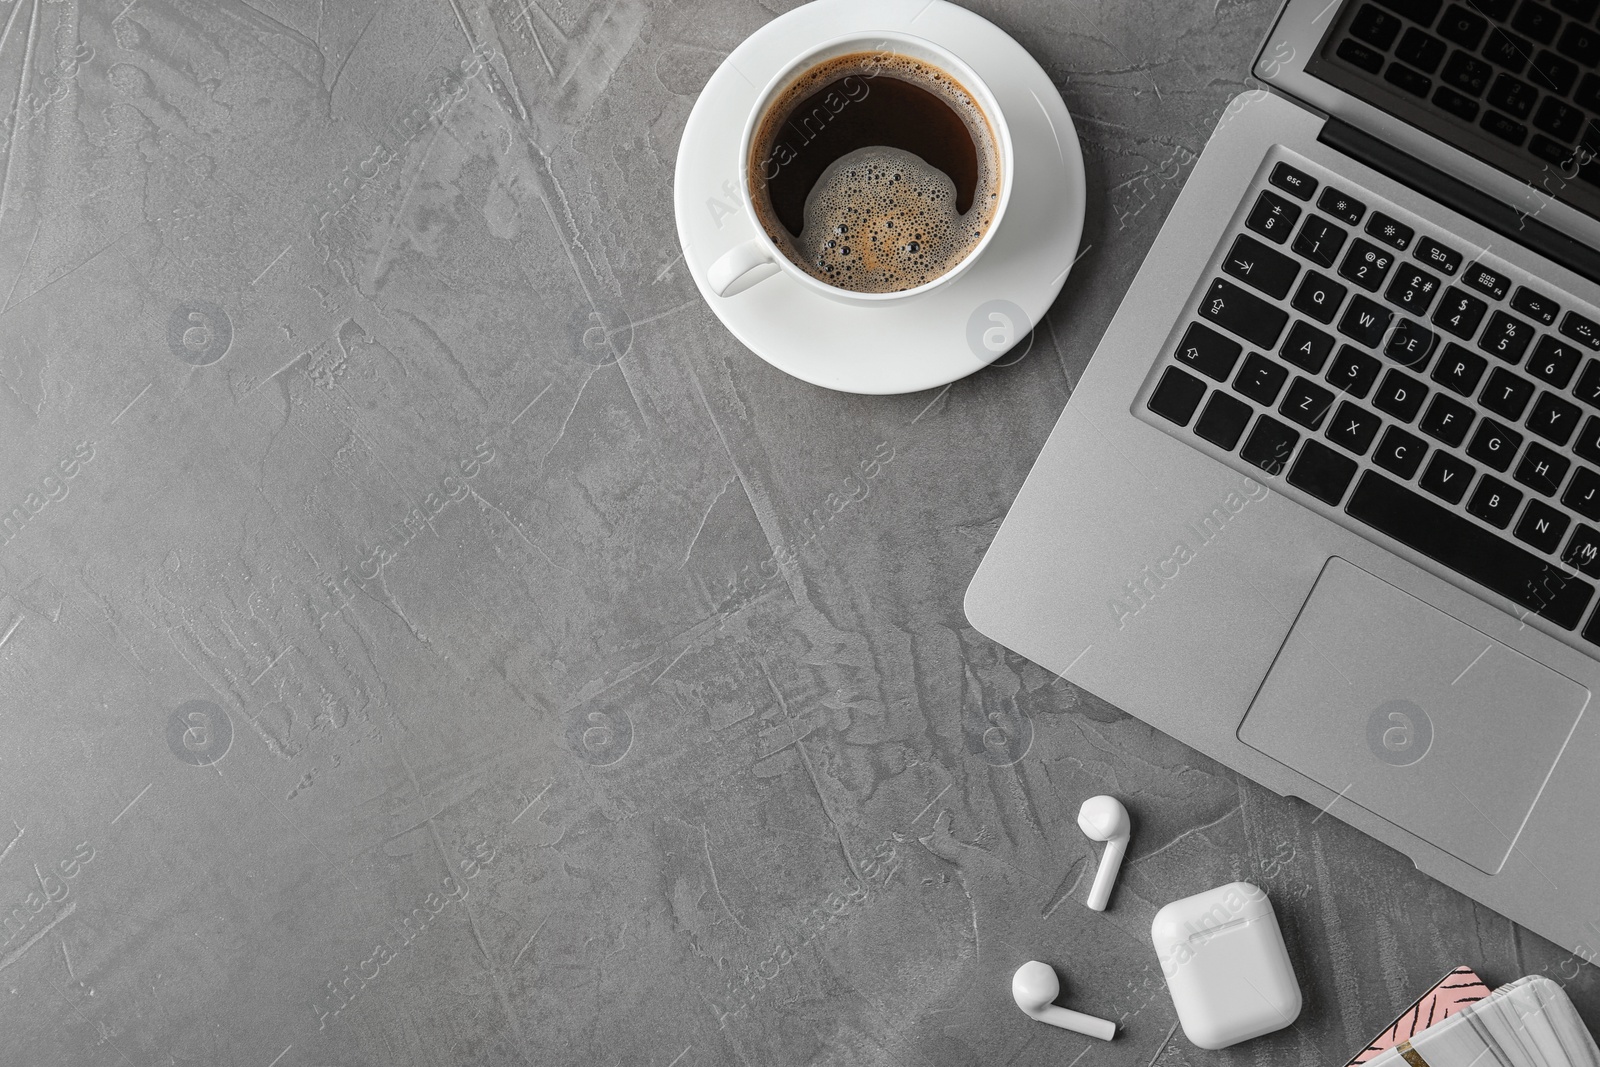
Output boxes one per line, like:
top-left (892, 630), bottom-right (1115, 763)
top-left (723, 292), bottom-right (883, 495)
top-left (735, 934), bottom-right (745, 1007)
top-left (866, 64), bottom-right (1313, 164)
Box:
top-left (0, 0), bottom-right (1594, 1063)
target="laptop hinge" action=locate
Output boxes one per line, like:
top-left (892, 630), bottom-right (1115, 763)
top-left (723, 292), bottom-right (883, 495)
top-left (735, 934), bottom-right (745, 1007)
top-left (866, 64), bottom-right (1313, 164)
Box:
top-left (1319, 118), bottom-right (1600, 288)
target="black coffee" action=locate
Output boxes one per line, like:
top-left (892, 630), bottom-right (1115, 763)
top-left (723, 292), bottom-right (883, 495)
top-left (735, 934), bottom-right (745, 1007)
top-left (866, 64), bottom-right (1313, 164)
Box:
top-left (749, 51), bottom-right (1001, 294)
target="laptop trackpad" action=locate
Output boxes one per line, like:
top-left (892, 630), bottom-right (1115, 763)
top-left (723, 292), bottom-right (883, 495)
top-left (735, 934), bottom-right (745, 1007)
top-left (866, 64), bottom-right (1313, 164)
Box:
top-left (1239, 557), bottom-right (1588, 875)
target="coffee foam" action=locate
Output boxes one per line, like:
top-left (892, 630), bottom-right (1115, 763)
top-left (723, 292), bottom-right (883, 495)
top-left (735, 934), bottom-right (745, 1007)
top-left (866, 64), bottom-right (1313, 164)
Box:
top-left (750, 52), bottom-right (1002, 294)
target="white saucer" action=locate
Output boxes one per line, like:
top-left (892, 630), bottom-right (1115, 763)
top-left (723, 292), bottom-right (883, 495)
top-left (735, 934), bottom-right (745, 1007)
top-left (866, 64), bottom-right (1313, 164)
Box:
top-left (675, 0), bottom-right (1086, 395)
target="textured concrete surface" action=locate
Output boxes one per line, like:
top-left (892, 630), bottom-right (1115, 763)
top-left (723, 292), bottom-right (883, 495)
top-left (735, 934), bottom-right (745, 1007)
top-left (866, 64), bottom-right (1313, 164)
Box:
top-left (0, 0), bottom-right (1595, 1064)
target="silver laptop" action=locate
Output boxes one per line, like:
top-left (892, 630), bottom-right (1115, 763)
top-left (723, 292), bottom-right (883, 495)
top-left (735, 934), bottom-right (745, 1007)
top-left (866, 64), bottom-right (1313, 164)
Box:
top-left (967, 0), bottom-right (1600, 961)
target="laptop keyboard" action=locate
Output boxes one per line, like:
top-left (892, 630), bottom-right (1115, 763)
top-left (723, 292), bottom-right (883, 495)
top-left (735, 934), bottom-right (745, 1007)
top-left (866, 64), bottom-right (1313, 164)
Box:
top-left (1316, 0), bottom-right (1600, 215)
top-left (1138, 153), bottom-right (1600, 643)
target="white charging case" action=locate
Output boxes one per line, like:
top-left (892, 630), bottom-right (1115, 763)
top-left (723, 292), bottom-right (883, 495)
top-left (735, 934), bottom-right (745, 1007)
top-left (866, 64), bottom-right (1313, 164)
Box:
top-left (1150, 881), bottom-right (1302, 1049)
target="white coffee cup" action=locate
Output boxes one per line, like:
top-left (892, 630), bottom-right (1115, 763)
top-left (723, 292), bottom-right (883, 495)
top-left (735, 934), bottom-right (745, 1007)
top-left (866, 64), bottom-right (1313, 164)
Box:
top-left (707, 31), bottom-right (1014, 306)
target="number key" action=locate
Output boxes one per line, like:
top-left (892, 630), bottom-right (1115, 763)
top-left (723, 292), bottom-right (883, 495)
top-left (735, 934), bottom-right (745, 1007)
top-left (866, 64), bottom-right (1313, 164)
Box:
top-left (1338, 238), bottom-right (1396, 291)
top-left (1432, 286), bottom-right (1489, 339)
top-left (1527, 335), bottom-right (1581, 388)
top-left (1385, 263), bottom-right (1442, 315)
top-left (1292, 215), bottom-right (1348, 269)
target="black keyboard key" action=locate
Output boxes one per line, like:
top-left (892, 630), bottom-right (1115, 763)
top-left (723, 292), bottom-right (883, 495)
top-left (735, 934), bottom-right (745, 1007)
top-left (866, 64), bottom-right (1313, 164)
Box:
top-left (1420, 450), bottom-right (1476, 503)
top-left (1199, 278), bottom-right (1289, 349)
top-left (1289, 440), bottom-right (1359, 504)
top-left (1467, 416), bottom-right (1524, 471)
top-left (1433, 84), bottom-right (1482, 120)
top-left (1433, 286), bottom-right (1489, 338)
top-left (1365, 212), bottom-right (1415, 251)
top-left (1575, 417), bottom-right (1600, 464)
top-left (1328, 345), bottom-right (1384, 397)
top-left (1293, 271), bottom-right (1348, 324)
top-left (1563, 524), bottom-right (1600, 577)
top-left (1414, 237), bottom-right (1462, 276)
top-left (1529, 133), bottom-right (1575, 165)
top-left (1488, 73), bottom-right (1539, 119)
top-left (1341, 294), bottom-right (1396, 348)
top-left (1478, 310), bottom-right (1537, 363)
top-left (1481, 109), bottom-right (1530, 144)
top-left (1242, 416), bottom-right (1300, 474)
top-left (1280, 376), bottom-right (1336, 429)
top-left (1282, 323), bottom-right (1336, 375)
top-left (1565, 464), bottom-right (1600, 518)
top-left (1442, 50), bottom-right (1493, 95)
top-left (1328, 401), bottom-right (1384, 455)
top-left (1557, 21), bottom-right (1600, 66)
top-left (1318, 189), bottom-right (1366, 226)
top-left (1374, 368), bottom-right (1429, 421)
top-left (1510, 286), bottom-right (1560, 326)
top-left (1481, 366), bottom-right (1537, 419)
top-left (1374, 425), bottom-right (1429, 478)
top-left (1148, 366), bottom-right (1207, 425)
top-left (1516, 499), bottom-right (1570, 553)
top-left (1386, 264), bottom-right (1442, 315)
top-left (1575, 359), bottom-right (1600, 407)
top-left (1396, 27), bottom-right (1449, 72)
top-left (1386, 61), bottom-right (1434, 97)
top-left (1246, 190), bottom-right (1302, 244)
top-left (1577, 73), bottom-right (1600, 112)
top-left (1235, 352), bottom-right (1290, 405)
top-left (1531, 50), bottom-right (1579, 96)
top-left (1385, 318), bottom-right (1440, 368)
top-left (1528, 335), bottom-right (1581, 388)
top-left (1528, 391), bottom-right (1582, 445)
top-left (1420, 392), bottom-right (1476, 445)
top-left (1467, 474), bottom-right (1526, 528)
top-left (1195, 392), bottom-right (1254, 450)
top-left (1431, 342), bottom-right (1489, 395)
top-left (1438, 4), bottom-right (1488, 48)
top-left (1551, 0), bottom-right (1596, 15)
top-left (1483, 28), bottom-right (1533, 73)
top-left (1462, 263), bottom-right (1510, 299)
top-left (1515, 441), bottom-right (1572, 495)
top-left (1349, 471), bottom-right (1593, 627)
top-left (1338, 38), bottom-right (1387, 73)
top-left (1560, 311), bottom-right (1600, 350)
top-left (1174, 321), bottom-right (1244, 381)
top-left (1293, 216), bottom-right (1349, 269)
top-left (1353, 3), bottom-right (1404, 47)
top-left (1269, 162), bottom-right (1317, 201)
top-left (1223, 234), bottom-right (1301, 299)
top-left (1512, 1), bottom-right (1560, 46)
top-left (1340, 239), bottom-right (1397, 291)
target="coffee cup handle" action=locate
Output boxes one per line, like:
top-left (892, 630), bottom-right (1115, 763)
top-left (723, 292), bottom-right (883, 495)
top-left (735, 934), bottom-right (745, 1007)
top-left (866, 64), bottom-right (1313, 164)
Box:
top-left (708, 239), bottom-right (778, 296)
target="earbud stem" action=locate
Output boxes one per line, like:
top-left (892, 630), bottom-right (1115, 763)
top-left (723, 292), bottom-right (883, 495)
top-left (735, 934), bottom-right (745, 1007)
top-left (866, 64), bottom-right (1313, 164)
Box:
top-left (1085, 836), bottom-right (1126, 912)
top-left (1032, 1004), bottom-right (1117, 1042)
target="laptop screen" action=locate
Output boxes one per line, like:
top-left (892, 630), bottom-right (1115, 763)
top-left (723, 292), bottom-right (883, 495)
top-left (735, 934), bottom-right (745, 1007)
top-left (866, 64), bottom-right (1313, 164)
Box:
top-left (1303, 0), bottom-right (1600, 224)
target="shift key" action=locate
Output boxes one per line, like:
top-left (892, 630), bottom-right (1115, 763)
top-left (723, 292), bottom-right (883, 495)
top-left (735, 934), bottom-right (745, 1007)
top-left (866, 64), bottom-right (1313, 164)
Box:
top-left (1199, 277), bottom-right (1290, 349)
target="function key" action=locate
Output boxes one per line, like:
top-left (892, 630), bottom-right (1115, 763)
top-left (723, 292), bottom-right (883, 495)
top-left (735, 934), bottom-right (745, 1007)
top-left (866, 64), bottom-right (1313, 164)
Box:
top-left (1480, 109), bottom-right (1529, 145)
top-left (1317, 188), bottom-right (1366, 226)
top-left (1510, 286), bottom-right (1560, 326)
top-left (1414, 237), bottom-right (1462, 275)
top-left (1385, 62), bottom-right (1433, 98)
top-left (1269, 162), bottom-right (1317, 201)
top-left (1352, 4), bottom-right (1404, 49)
top-left (1462, 262), bottom-right (1510, 299)
top-left (1561, 311), bottom-right (1600, 350)
top-left (1365, 212), bottom-right (1415, 250)
top-left (1245, 190), bottom-right (1301, 244)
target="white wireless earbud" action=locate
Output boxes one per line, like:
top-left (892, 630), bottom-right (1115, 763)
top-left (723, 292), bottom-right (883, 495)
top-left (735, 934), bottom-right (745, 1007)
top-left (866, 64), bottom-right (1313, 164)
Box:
top-left (1077, 795), bottom-right (1131, 912)
top-left (1011, 961), bottom-right (1116, 1041)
